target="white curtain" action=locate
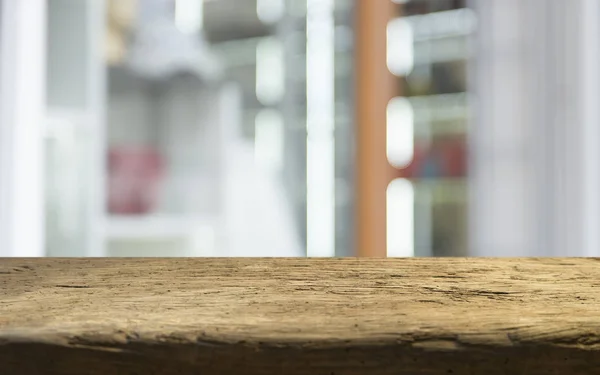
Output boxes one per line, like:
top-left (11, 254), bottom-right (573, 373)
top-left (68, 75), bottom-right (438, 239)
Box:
top-left (469, 0), bottom-right (600, 256)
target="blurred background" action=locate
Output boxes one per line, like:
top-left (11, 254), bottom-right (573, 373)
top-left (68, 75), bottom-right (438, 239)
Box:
top-left (1, 0), bottom-right (599, 257)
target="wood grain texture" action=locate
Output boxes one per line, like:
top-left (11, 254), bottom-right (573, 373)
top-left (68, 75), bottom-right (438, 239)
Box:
top-left (1, 258), bottom-right (600, 375)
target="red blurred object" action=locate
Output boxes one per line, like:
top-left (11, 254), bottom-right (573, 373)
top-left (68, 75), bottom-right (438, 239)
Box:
top-left (402, 137), bottom-right (467, 179)
top-left (108, 146), bottom-right (163, 214)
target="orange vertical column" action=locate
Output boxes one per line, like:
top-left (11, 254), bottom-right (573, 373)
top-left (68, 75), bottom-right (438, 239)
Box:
top-left (355, 0), bottom-right (398, 257)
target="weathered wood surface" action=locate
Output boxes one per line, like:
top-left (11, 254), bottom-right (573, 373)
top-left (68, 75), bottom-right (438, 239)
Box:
top-left (1, 258), bottom-right (600, 375)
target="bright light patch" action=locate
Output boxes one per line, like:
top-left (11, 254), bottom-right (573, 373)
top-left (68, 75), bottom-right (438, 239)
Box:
top-left (256, 37), bottom-right (285, 105)
top-left (306, 0), bottom-right (335, 257)
top-left (387, 18), bottom-right (414, 76)
top-left (257, 0), bottom-right (285, 24)
top-left (387, 97), bottom-right (414, 168)
top-left (387, 179), bottom-right (415, 257)
top-left (175, 0), bottom-right (203, 34)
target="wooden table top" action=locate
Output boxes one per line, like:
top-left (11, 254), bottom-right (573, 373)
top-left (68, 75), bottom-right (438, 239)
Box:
top-left (1, 258), bottom-right (599, 374)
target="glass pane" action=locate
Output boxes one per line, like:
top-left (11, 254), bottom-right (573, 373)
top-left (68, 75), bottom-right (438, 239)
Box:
top-left (387, 0), bottom-right (473, 257)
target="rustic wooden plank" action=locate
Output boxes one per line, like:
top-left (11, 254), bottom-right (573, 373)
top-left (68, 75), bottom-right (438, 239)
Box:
top-left (1, 258), bottom-right (600, 375)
